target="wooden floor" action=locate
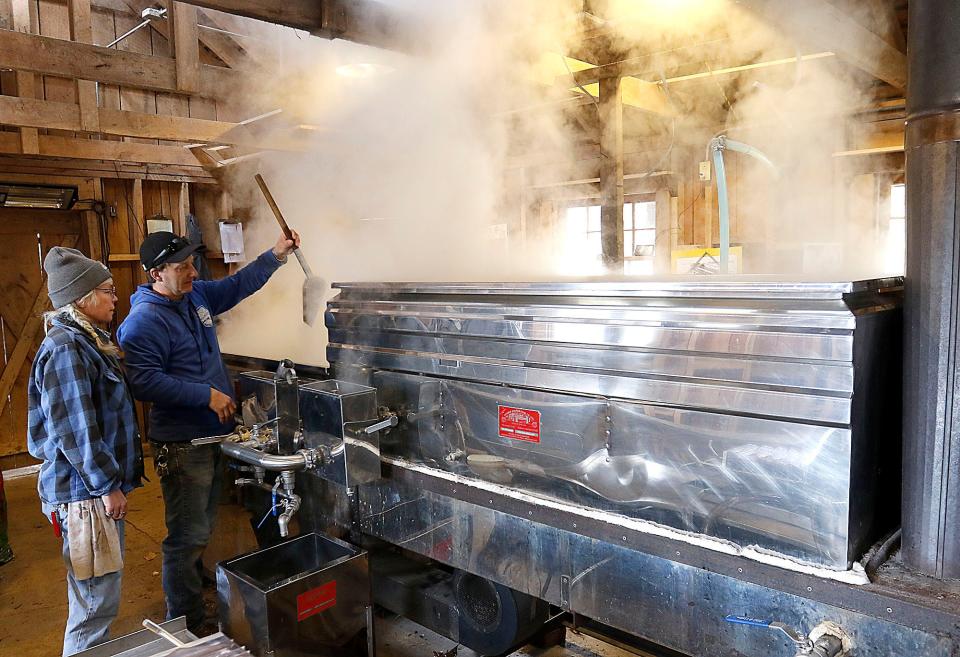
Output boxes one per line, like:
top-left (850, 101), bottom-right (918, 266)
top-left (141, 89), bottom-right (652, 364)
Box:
top-left (0, 462), bottom-right (638, 657)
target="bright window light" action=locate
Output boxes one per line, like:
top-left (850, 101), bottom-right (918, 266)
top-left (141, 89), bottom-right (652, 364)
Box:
top-left (563, 201), bottom-right (657, 275)
top-left (885, 183), bottom-right (905, 275)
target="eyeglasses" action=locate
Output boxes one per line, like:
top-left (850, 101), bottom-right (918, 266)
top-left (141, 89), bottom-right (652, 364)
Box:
top-left (145, 236), bottom-right (191, 271)
top-left (94, 286), bottom-right (117, 297)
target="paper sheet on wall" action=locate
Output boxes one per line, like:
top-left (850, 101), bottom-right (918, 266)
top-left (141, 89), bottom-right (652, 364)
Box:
top-left (219, 221), bottom-right (245, 263)
top-left (146, 217), bottom-right (173, 234)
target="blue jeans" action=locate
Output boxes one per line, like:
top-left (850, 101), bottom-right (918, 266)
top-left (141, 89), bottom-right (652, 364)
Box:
top-left (155, 442), bottom-right (221, 630)
top-left (43, 503), bottom-right (125, 656)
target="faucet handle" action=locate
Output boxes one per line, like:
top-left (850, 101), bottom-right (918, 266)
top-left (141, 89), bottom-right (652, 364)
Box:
top-left (363, 414), bottom-right (398, 435)
top-left (724, 616), bottom-right (814, 654)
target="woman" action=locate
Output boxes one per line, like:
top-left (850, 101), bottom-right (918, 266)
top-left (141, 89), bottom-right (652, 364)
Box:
top-left (27, 246), bottom-right (144, 656)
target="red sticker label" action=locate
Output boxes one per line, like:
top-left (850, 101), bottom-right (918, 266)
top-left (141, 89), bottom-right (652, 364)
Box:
top-left (498, 405), bottom-right (541, 443)
top-left (296, 581), bottom-right (337, 621)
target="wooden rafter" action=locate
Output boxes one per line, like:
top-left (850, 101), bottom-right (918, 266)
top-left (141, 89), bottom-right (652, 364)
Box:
top-left (174, 0), bottom-right (415, 51)
top-left (0, 95), bottom-right (306, 149)
top-left (0, 28), bottom-right (239, 99)
top-left (860, 0), bottom-right (906, 52)
top-left (194, 9), bottom-right (250, 67)
top-left (0, 156), bottom-right (214, 182)
top-left (113, 0), bottom-right (249, 68)
top-left (0, 130), bottom-right (201, 166)
top-left (68, 0), bottom-right (101, 133)
top-left (739, 0), bottom-right (907, 90)
top-left (170, 1), bottom-right (200, 93)
top-left (10, 0), bottom-right (38, 154)
top-left (177, 0), bottom-right (321, 31)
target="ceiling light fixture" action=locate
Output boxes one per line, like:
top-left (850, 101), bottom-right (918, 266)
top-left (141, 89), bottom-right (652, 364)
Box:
top-left (0, 183), bottom-right (78, 209)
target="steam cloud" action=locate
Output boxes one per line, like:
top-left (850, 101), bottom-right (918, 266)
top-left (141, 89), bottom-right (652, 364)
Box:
top-left (213, 0), bottom-right (897, 364)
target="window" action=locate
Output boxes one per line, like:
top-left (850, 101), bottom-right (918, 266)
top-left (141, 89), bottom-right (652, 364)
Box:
top-left (886, 183), bottom-right (905, 274)
top-left (624, 201), bottom-right (657, 257)
top-left (563, 200), bottom-right (657, 275)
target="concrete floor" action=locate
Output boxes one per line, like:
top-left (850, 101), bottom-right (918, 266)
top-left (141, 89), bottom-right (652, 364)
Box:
top-left (0, 461), bottom-right (636, 657)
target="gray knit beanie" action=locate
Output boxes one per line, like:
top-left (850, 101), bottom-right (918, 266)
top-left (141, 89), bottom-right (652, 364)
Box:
top-left (43, 247), bottom-right (111, 309)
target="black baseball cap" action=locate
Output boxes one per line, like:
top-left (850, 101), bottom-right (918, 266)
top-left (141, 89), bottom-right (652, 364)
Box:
top-left (140, 231), bottom-right (205, 271)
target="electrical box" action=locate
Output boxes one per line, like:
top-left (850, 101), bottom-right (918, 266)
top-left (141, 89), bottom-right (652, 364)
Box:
top-left (699, 160), bottom-right (711, 181)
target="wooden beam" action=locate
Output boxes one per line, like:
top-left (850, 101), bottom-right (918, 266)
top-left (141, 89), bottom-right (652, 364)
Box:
top-left (67, 0), bottom-right (93, 42)
top-left (0, 131), bottom-right (203, 166)
top-left (194, 10), bottom-right (248, 67)
top-left (10, 0), bottom-right (37, 154)
top-left (68, 0), bottom-right (101, 132)
top-left (862, 0), bottom-right (906, 53)
top-left (171, 2), bottom-right (201, 93)
top-left (599, 76), bottom-right (624, 271)
top-left (101, 107), bottom-right (233, 142)
top-left (131, 177), bottom-right (144, 228)
top-left (116, 0), bottom-right (248, 68)
top-left (831, 0), bottom-right (906, 53)
top-left (177, 0), bottom-right (321, 31)
top-left (0, 96), bottom-right (80, 132)
top-left (738, 0), bottom-right (906, 90)
top-left (195, 9), bottom-right (252, 67)
top-left (40, 134), bottom-right (199, 165)
top-left (0, 93), bottom-right (306, 149)
top-left (0, 154), bottom-right (214, 182)
top-left (174, 0), bottom-right (414, 51)
top-left (655, 187), bottom-right (672, 275)
top-left (0, 28), bottom-right (239, 99)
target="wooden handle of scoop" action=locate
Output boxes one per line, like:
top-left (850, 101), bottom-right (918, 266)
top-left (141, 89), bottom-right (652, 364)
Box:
top-left (255, 173), bottom-right (294, 242)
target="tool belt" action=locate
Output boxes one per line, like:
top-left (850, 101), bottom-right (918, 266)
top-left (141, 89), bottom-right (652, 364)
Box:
top-left (150, 440), bottom-right (216, 478)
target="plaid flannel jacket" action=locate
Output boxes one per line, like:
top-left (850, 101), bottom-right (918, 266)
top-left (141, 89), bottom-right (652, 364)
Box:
top-left (27, 316), bottom-right (143, 505)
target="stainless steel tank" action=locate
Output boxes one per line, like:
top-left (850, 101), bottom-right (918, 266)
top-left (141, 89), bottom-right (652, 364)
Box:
top-left (325, 279), bottom-right (903, 570)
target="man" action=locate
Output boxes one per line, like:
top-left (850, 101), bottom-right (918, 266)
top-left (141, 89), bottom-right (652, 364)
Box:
top-left (117, 229), bottom-right (299, 634)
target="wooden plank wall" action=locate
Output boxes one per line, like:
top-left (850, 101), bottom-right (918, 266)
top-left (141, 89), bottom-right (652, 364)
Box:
top-left (0, 177), bottom-right (232, 464)
top-left (0, 209), bottom-right (86, 466)
top-left (0, 0), bottom-right (238, 463)
top-left (675, 155), bottom-right (743, 252)
top-left (0, 0), bottom-right (230, 147)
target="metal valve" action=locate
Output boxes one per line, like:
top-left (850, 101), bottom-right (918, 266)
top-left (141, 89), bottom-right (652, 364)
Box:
top-left (724, 615), bottom-right (814, 654)
top-left (724, 616), bottom-right (851, 657)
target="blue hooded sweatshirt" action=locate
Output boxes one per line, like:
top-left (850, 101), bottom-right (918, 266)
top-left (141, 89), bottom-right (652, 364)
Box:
top-left (117, 249), bottom-right (284, 442)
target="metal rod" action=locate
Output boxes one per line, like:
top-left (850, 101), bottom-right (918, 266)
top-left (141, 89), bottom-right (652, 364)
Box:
top-left (198, 23), bottom-right (254, 40)
top-left (105, 19), bottom-right (151, 49)
top-left (142, 619), bottom-right (187, 648)
top-left (365, 605), bottom-right (377, 657)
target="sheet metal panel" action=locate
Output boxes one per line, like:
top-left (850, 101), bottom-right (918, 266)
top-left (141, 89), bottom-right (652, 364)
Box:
top-left (326, 280), bottom-right (901, 569)
top-left (348, 481), bottom-right (952, 657)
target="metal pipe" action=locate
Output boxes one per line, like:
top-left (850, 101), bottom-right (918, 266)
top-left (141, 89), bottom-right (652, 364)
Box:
top-left (277, 471), bottom-right (299, 538)
top-left (233, 478), bottom-right (297, 500)
top-left (221, 441), bottom-right (309, 471)
top-left (722, 138), bottom-right (778, 173)
top-left (902, 0), bottom-right (960, 578)
top-left (708, 136), bottom-right (776, 274)
top-left (712, 146), bottom-right (730, 273)
top-left (105, 19), bottom-right (151, 48)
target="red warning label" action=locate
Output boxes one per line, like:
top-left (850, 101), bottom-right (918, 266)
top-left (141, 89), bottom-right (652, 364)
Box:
top-left (297, 581), bottom-right (337, 621)
top-left (498, 405), bottom-right (541, 443)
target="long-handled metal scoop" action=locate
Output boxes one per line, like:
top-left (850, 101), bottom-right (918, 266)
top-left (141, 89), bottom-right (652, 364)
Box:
top-left (255, 174), bottom-right (324, 325)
